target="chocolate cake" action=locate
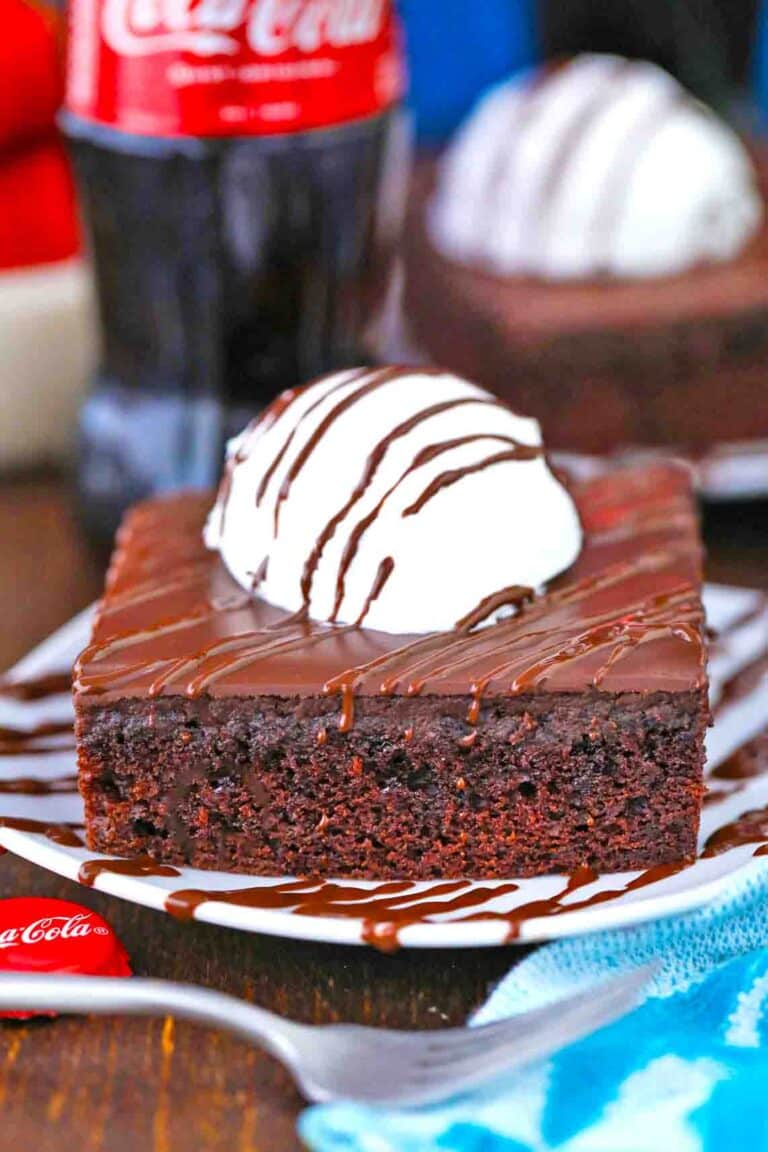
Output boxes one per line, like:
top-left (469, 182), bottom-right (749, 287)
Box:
top-left (404, 56), bottom-right (768, 456)
top-left (406, 167), bottom-right (768, 454)
top-left (74, 460), bottom-right (709, 880)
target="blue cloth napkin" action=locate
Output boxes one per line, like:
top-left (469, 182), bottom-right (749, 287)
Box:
top-left (301, 860), bottom-right (768, 1152)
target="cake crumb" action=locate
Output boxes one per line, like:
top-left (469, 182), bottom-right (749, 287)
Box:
top-left (509, 712), bottom-right (537, 745)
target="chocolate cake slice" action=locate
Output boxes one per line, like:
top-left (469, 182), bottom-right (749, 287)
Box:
top-left (405, 55), bottom-right (768, 457)
top-left (74, 461), bottom-right (708, 879)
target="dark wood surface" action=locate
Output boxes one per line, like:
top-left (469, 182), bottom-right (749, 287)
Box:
top-left (1, 471), bottom-right (766, 1152)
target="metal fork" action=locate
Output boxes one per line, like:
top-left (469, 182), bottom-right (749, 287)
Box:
top-left (0, 967), bottom-right (652, 1106)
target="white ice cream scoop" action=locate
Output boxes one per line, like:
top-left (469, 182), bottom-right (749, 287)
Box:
top-left (428, 54), bottom-right (762, 282)
top-left (205, 367), bottom-right (582, 634)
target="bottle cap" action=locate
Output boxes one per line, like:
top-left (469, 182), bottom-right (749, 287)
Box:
top-left (0, 897), bottom-right (131, 1018)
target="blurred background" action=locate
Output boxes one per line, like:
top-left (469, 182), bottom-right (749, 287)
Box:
top-left (2, 0), bottom-right (765, 463)
top-left (3, 0), bottom-right (768, 665)
top-left (403, 0), bottom-right (758, 140)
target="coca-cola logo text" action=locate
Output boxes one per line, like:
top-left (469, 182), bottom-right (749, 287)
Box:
top-left (0, 912), bottom-right (109, 950)
top-left (67, 0), bottom-right (400, 136)
top-left (102, 0), bottom-right (386, 58)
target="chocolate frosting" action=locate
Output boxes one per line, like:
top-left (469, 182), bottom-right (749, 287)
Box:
top-left (74, 463), bottom-right (706, 714)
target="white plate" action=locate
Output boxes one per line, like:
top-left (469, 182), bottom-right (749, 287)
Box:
top-left (1, 586), bottom-right (767, 949)
top-left (555, 444), bottom-right (768, 502)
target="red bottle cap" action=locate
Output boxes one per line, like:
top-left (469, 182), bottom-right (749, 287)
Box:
top-left (0, 897), bottom-right (131, 1018)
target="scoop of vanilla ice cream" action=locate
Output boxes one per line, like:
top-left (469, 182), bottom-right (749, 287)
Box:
top-left (428, 54), bottom-right (762, 281)
top-left (204, 368), bottom-right (582, 635)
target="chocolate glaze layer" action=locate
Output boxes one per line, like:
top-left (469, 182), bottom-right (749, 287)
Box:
top-left (73, 463), bottom-right (706, 709)
top-left (0, 671), bottom-right (72, 701)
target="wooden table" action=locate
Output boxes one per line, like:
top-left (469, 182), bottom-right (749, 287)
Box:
top-left (1, 470), bottom-right (767, 1152)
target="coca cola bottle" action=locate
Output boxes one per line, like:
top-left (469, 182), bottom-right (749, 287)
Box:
top-left (62, 0), bottom-right (408, 538)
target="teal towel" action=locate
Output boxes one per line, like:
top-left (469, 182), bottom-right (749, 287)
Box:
top-left (301, 861), bottom-right (768, 1152)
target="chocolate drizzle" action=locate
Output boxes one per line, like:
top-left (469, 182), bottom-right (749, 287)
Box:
top-left (481, 57), bottom-right (692, 277)
top-left (249, 557), bottom-right (269, 592)
top-left (702, 806), bottom-right (768, 858)
top-left (701, 637), bottom-right (768, 806)
top-left (79, 856), bottom-right (181, 885)
top-left (0, 818), bottom-right (84, 847)
top-left (255, 371), bottom-right (366, 515)
top-left (274, 368), bottom-right (411, 534)
top-left (213, 386), bottom-right (305, 538)
top-left (703, 729), bottom-right (768, 808)
top-left (0, 670), bottom-right (72, 701)
top-left (163, 874), bottom-right (531, 951)
top-left (298, 394), bottom-right (506, 613)
top-left (537, 58), bottom-right (631, 239)
top-left (713, 651), bottom-right (768, 717)
top-left (718, 595), bottom-right (768, 640)
top-left (500, 860), bottom-right (686, 942)
top-left (322, 559), bottom-right (699, 719)
top-left (0, 720), bottom-right (75, 758)
top-left (712, 743), bottom-right (768, 782)
top-left (355, 557), bottom-right (395, 626)
top-left (509, 587), bottom-right (700, 694)
top-left (161, 861), bottom-right (687, 952)
top-left (74, 465), bottom-right (706, 726)
top-left (591, 91), bottom-right (688, 268)
top-left (455, 586), bottom-right (533, 631)
top-left (0, 685), bottom-right (83, 835)
top-left (0, 775), bottom-right (77, 796)
top-left (328, 432), bottom-right (540, 622)
top-left (401, 444), bottom-right (541, 517)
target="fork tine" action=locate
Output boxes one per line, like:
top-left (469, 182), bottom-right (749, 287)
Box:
top-left (438, 973), bottom-right (648, 1072)
top-left (376, 965), bottom-right (655, 1060)
top-left (367, 966), bottom-right (653, 1106)
top-left (469, 963), bottom-right (656, 1038)
top-left (426, 963), bottom-right (654, 1055)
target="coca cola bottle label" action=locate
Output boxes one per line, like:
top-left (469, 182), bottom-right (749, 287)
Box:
top-left (65, 0), bottom-right (405, 137)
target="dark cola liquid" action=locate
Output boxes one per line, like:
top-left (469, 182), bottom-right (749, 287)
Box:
top-left (65, 110), bottom-right (406, 539)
